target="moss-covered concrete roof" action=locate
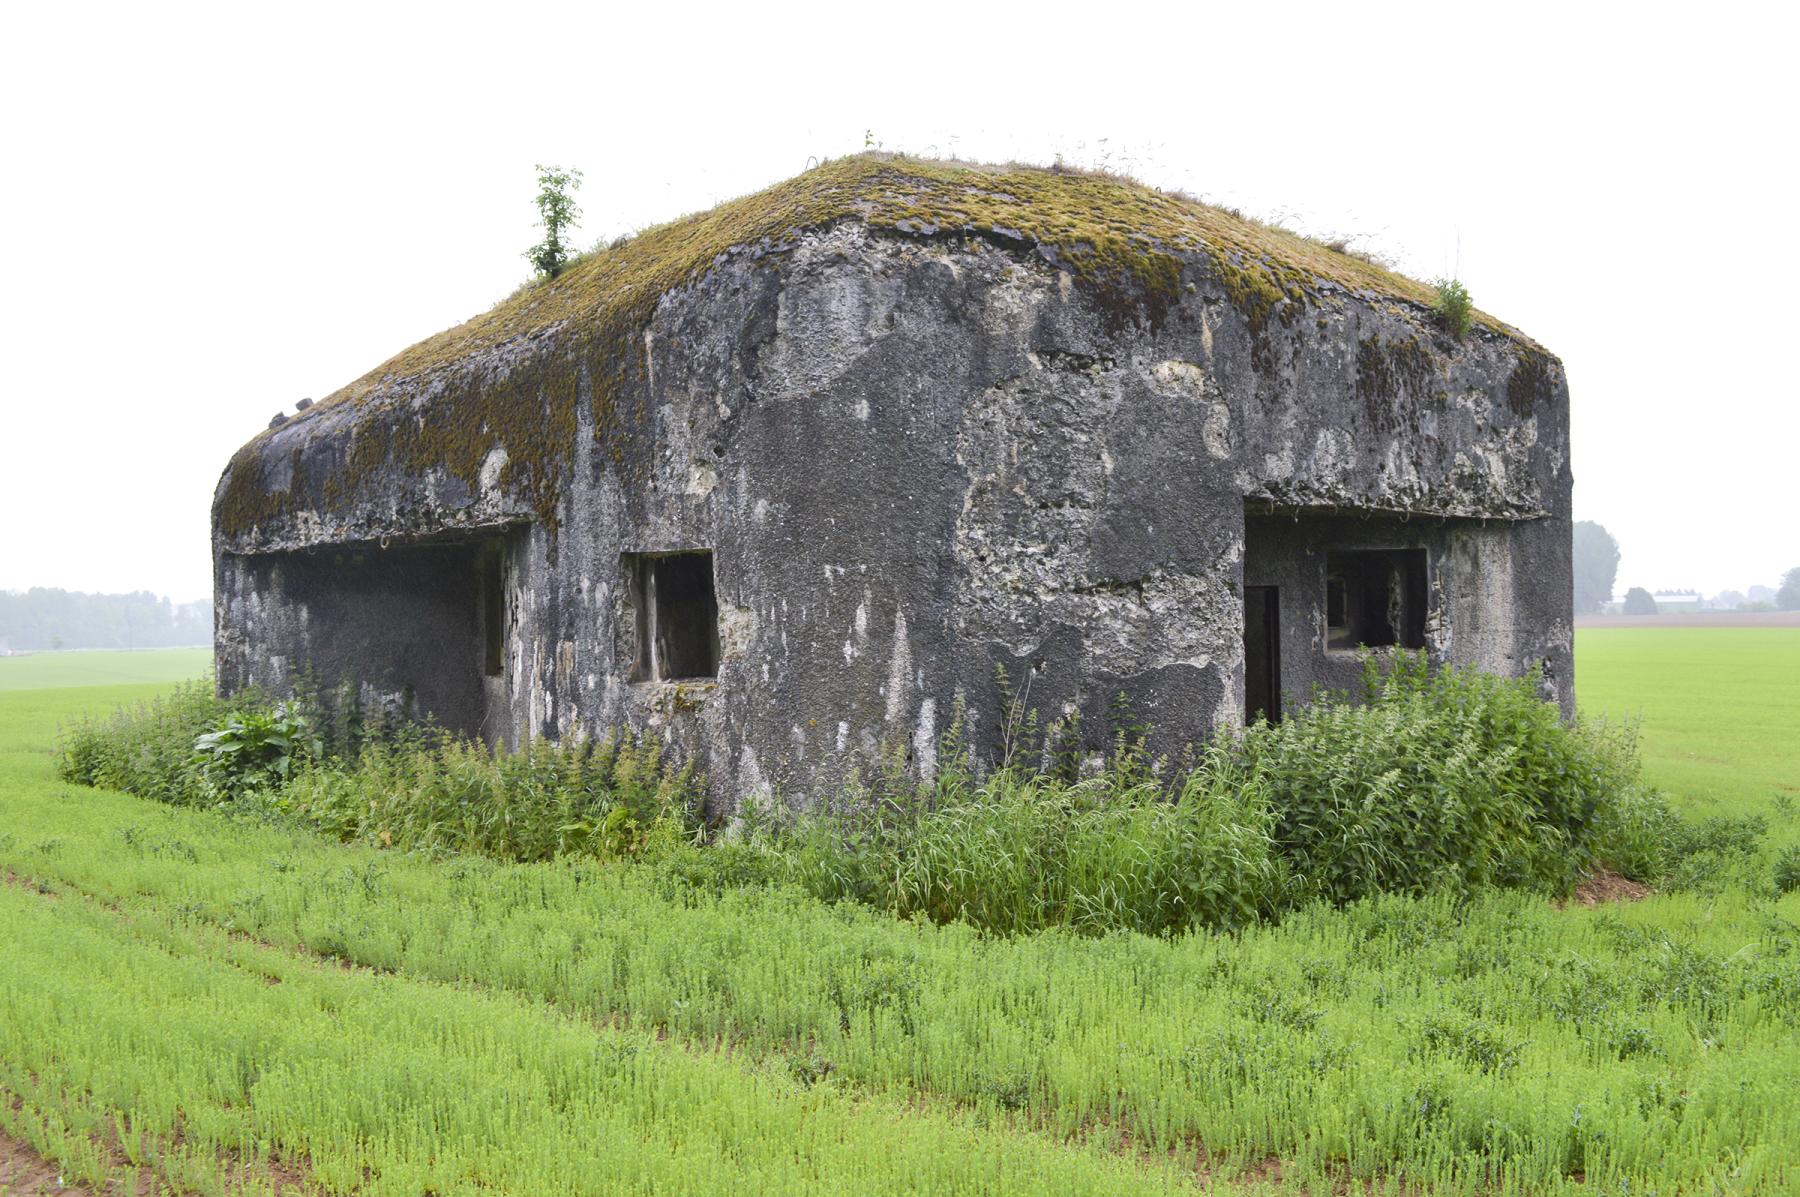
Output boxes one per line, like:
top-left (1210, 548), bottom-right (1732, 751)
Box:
top-left (219, 153), bottom-right (1529, 539)
top-left (303, 153), bottom-right (1520, 415)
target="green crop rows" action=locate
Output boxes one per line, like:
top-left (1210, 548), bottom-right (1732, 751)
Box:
top-left (2, 631), bottom-right (1797, 1194)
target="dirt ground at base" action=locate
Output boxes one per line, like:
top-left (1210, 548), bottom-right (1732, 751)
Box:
top-left (0, 1118), bottom-right (314, 1197)
top-left (0, 1128), bottom-right (95, 1196)
top-left (1566, 865), bottom-right (1653, 908)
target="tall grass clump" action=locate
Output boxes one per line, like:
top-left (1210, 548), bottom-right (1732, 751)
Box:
top-left (785, 753), bottom-right (1289, 936)
top-left (280, 729), bottom-right (703, 862)
top-left (57, 681), bottom-right (704, 866)
top-left (1586, 782), bottom-right (1681, 880)
top-left (1230, 653), bottom-right (1640, 902)
top-left (778, 654), bottom-right (1647, 935)
top-left (56, 681), bottom-right (242, 805)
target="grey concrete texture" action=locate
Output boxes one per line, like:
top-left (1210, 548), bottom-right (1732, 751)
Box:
top-left (214, 217), bottom-right (1573, 813)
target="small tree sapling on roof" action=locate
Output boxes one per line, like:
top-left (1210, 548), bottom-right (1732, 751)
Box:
top-left (1432, 277), bottom-right (1474, 338)
top-left (526, 164), bottom-right (584, 279)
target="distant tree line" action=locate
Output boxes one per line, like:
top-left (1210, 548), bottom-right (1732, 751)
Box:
top-left (1572, 521), bottom-right (1621, 614)
top-left (0, 589), bottom-right (211, 652)
top-left (1572, 520), bottom-right (1799, 613)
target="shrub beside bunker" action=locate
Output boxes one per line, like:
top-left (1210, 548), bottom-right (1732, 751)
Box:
top-left (58, 653), bottom-right (1669, 937)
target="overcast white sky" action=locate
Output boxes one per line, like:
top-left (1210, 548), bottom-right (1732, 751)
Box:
top-left (2, 1), bottom-right (1793, 603)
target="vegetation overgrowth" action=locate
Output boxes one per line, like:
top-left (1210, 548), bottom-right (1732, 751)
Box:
top-left (5, 634), bottom-right (1797, 1193)
top-left (1432, 278), bottom-right (1474, 338)
top-left (786, 656), bottom-right (1648, 934)
top-left (525, 163), bottom-right (583, 279)
top-left (0, 881), bottom-right (1191, 1196)
top-left (306, 152), bottom-right (1519, 426)
top-left (56, 679), bottom-right (708, 866)
top-left (59, 653), bottom-right (1649, 937)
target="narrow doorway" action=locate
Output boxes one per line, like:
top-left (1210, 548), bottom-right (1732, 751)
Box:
top-left (1244, 585), bottom-right (1281, 724)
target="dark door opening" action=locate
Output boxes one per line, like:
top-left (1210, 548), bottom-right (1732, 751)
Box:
top-left (1244, 585), bottom-right (1281, 724)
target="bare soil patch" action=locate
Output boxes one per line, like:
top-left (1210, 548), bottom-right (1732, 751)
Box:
top-left (0, 1128), bottom-right (95, 1196)
top-left (0, 1123), bottom-right (314, 1196)
top-left (1238, 1154), bottom-right (1285, 1184)
top-left (1567, 865), bottom-right (1653, 908)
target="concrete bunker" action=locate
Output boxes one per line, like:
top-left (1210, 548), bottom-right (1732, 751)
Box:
top-left (212, 154), bottom-right (1574, 809)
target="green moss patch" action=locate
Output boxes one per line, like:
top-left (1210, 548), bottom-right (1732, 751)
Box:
top-left (1506, 346), bottom-right (1561, 418)
top-left (1356, 334), bottom-right (1440, 434)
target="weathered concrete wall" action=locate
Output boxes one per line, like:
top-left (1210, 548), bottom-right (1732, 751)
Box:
top-left (215, 218), bottom-right (1573, 812)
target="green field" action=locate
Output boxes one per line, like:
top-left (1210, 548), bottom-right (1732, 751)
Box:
top-left (0, 647), bottom-right (211, 692)
top-left (1, 636), bottom-right (1797, 1195)
top-left (1576, 628), bottom-right (1800, 821)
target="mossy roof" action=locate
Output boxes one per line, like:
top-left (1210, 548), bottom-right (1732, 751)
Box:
top-left (220, 153), bottom-right (1533, 538)
top-left (293, 153), bottom-right (1521, 422)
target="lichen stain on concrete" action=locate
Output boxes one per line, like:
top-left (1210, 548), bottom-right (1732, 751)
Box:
top-left (479, 446), bottom-right (509, 491)
top-left (913, 697), bottom-right (938, 781)
top-left (1150, 361), bottom-right (1232, 458)
top-left (718, 603), bottom-right (754, 664)
top-left (883, 608), bottom-right (912, 724)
